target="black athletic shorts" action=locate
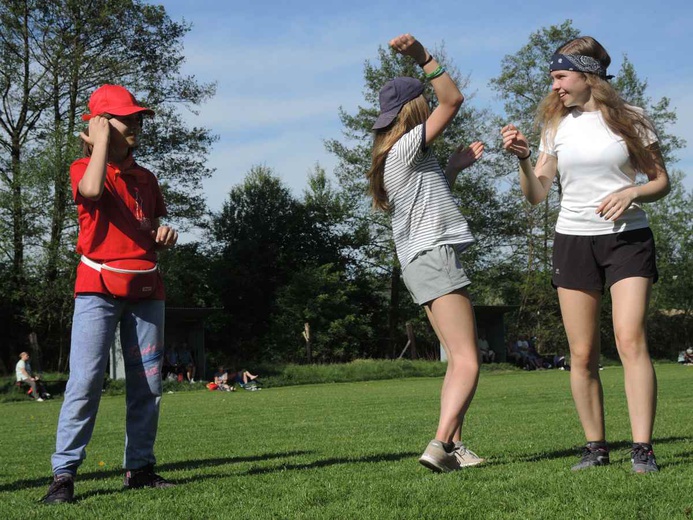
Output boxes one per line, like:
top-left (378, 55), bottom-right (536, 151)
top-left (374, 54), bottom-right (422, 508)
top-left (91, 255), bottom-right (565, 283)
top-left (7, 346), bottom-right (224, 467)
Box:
top-left (552, 227), bottom-right (658, 292)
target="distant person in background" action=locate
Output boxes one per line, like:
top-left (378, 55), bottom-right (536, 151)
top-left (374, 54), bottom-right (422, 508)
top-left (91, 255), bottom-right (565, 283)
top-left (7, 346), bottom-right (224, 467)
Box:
top-left (477, 331), bottom-right (495, 363)
top-left (554, 351), bottom-right (571, 371)
top-left (213, 366), bottom-right (235, 392)
top-left (681, 348), bottom-right (693, 366)
top-left (525, 337), bottom-right (544, 370)
top-left (506, 341), bottom-right (524, 367)
top-left (164, 346), bottom-right (181, 381)
top-left (179, 344), bottom-right (196, 383)
top-left (229, 369), bottom-right (259, 385)
top-left (16, 352), bottom-right (49, 401)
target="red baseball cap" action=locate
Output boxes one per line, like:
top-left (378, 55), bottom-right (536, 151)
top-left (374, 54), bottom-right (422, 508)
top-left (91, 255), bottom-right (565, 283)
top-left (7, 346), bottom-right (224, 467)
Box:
top-left (82, 85), bottom-right (154, 121)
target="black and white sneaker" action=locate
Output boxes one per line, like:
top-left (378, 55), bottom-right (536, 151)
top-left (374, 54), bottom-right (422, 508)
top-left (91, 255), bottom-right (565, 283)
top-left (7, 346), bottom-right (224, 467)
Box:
top-left (631, 443), bottom-right (659, 474)
top-left (571, 442), bottom-right (610, 471)
top-left (123, 465), bottom-right (175, 489)
top-left (41, 474), bottom-right (74, 504)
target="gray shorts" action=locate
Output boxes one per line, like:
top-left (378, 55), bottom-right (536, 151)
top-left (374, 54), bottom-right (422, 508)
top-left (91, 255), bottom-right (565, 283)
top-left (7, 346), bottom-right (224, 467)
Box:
top-left (402, 245), bottom-right (471, 305)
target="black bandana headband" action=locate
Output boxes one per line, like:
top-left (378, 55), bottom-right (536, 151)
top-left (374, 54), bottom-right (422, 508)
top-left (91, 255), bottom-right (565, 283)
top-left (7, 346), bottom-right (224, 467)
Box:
top-left (550, 53), bottom-right (613, 79)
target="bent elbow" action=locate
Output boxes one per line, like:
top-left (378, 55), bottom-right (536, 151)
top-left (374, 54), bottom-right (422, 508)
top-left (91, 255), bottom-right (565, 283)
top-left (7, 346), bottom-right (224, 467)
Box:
top-left (441, 94), bottom-right (464, 112)
top-left (521, 188), bottom-right (545, 206)
top-left (79, 186), bottom-right (103, 201)
top-left (662, 179), bottom-right (671, 197)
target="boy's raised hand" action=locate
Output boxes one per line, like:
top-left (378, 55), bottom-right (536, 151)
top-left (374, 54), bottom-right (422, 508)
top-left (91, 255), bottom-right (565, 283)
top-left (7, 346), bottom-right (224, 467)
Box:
top-left (79, 115), bottom-right (111, 147)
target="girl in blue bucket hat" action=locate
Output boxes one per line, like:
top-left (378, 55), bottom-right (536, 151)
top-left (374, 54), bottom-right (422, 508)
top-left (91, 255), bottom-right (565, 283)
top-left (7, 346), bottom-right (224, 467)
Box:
top-left (368, 34), bottom-right (485, 472)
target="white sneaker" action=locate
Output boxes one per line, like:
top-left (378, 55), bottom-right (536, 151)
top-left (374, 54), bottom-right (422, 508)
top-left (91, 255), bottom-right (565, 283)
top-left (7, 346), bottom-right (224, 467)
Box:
top-left (453, 442), bottom-right (484, 467)
top-left (36, 397), bottom-right (44, 402)
top-left (418, 440), bottom-right (460, 472)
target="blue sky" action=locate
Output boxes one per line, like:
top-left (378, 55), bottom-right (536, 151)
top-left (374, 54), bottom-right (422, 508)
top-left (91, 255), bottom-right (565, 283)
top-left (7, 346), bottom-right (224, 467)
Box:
top-left (162, 0), bottom-right (693, 212)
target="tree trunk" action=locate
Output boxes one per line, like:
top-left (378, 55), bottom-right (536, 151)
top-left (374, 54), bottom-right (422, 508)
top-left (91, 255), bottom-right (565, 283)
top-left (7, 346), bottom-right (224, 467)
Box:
top-left (11, 144), bottom-right (24, 285)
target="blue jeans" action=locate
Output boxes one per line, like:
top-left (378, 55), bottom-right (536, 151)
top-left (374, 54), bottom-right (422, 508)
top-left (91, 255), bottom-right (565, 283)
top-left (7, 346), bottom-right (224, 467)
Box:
top-left (52, 294), bottom-right (165, 476)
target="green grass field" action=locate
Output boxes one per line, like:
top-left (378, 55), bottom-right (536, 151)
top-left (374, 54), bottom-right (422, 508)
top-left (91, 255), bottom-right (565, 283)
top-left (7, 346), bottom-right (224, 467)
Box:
top-left (1, 364), bottom-right (691, 519)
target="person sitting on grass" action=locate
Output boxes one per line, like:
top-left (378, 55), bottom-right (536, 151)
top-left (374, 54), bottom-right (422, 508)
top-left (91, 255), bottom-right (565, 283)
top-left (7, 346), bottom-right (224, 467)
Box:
top-left (213, 366), bottom-right (236, 392)
top-left (179, 344), bottom-right (196, 383)
top-left (229, 369), bottom-right (259, 386)
top-left (681, 348), bottom-right (693, 366)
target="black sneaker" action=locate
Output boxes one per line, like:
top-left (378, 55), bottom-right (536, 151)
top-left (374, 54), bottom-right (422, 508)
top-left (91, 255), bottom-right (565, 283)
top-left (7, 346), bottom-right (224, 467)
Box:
top-left (631, 443), bottom-right (659, 474)
top-left (41, 474), bottom-right (74, 504)
top-left (123, 465), bottom-right (174, 489)
top-left (571, 442), bottom-right (610, 471)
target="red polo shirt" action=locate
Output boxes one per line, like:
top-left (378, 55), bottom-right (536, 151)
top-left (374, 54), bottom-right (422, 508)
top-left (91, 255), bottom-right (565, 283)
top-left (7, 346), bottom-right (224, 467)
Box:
top-left (70, 156), bottom-right (167, 299)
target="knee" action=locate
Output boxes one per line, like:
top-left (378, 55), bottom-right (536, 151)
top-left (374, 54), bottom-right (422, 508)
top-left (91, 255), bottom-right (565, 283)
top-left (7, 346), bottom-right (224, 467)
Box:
top-left (614, 329), bottom-right (648, 363)
top-left (64, 376), bottom-right (103, 402)
top-left (569, 347), bottom-right (600, 372)
top-left (448, 352), bottom-right (480, 374)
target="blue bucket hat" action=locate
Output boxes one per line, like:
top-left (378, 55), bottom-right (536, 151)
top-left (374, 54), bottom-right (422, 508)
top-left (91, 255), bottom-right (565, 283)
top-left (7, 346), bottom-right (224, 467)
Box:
top-left (372, 77), bottom-right (425, 130)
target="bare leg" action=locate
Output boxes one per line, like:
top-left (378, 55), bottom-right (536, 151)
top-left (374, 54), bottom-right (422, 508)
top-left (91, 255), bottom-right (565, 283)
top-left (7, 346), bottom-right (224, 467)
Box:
top-left (557, 288), bottom-right (605, 442)
top-left (425, 289), bottom-right (479, 444)
top-left (425, 307), bottom-right (463, 443)
top-left (610, 277), bottom-right (656, 443)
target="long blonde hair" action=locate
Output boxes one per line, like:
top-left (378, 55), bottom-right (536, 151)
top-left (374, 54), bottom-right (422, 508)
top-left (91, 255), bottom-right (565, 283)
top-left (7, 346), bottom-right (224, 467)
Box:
top-left (536, 36), bottom-right (658, 176)
top-left (367, 95), bottom-right (430, 211)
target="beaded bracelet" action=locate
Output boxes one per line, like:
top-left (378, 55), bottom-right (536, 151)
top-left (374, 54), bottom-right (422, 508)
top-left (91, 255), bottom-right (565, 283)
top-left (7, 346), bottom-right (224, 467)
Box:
top-left (425, 65), bottom-right (445, 80)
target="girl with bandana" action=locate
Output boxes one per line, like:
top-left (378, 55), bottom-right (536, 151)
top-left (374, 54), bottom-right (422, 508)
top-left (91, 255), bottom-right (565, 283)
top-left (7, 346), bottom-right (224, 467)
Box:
top-left (369, 34), bottom-right (485, 472)
top-left (501, 37), bottom-right (670, 473)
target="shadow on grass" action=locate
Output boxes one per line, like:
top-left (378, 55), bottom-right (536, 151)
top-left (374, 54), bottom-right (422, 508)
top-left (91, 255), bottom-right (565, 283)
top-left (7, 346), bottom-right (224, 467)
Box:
top-left (490, 435), bottom-right (692, 466)
top-left (235, 451), bottom-right (419, 478)
top-left (659, 451), bottom-right (693, 469)
top-left (36, 450), bottom-right (419, 503)
top-left (1, 451), bottom-right (312, 493)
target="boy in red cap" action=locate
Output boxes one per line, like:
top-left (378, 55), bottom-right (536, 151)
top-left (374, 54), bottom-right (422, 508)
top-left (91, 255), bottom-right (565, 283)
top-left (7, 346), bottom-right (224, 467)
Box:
top-left (43, 85), bottom-right (178, 504)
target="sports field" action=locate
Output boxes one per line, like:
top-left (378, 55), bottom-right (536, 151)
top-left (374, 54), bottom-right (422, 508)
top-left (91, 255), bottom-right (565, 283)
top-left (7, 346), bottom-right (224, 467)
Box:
top-left (1, 364), bottom-right (690, 519)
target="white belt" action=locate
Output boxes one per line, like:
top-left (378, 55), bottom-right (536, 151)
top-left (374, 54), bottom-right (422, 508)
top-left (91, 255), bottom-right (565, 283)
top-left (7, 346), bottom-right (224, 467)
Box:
top-left (81, 255), bottom-right (158, 274)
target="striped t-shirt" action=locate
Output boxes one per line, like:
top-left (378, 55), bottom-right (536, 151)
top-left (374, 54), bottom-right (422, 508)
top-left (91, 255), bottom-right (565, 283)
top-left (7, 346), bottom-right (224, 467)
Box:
top-left (384, 124), bottom-right (474, 269)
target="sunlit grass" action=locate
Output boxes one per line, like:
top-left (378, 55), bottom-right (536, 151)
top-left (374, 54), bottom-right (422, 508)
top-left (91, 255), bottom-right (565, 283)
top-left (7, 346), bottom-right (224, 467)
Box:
top-left (1, 364), bottom-right (690, 519)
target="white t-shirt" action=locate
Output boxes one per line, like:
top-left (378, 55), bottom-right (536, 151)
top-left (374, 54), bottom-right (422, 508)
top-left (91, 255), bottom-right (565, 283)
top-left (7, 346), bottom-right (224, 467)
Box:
top-left (16, 359), bottom-right (30, 381)
top-left (384, 124), bottom-right (474, 268)
top-left (539, 107), bottom-right (656, 236)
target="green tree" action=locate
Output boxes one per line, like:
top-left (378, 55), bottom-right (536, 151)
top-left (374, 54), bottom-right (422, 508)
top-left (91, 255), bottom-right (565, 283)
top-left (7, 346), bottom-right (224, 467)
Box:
top-left (211, 166), bottom-right (316, 361)
top-left (266, 263), bottom-right (376, 363)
